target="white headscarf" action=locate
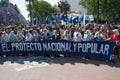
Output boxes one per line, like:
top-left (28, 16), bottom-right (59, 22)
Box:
top-left (85, 29), bottom-right (92, 36)
top-left (113, 29), bottom-right (119, 36)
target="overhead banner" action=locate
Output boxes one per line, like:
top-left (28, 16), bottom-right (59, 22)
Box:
top-left (0, 40), bottom-right (116, 60)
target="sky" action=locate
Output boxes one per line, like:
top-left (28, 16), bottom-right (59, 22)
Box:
top-left (9, 0), bottom-right (60, 20)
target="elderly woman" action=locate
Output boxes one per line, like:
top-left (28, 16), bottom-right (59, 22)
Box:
top-left (100, 30), bottom-right (109, 40)
top-left (94, 26), bottom-right (103, 41)
top-left (32, 30), bottom-right (40, 41)
top-left (73, 28), bottom-right (83, 42)
top-left (52, 30), bottom-right (60, 40)
top-left (1, 31), bottom-right (9, 42)
top-left (109, 29), bottom-right (120, 59)
top-left (83, 29), bottom-right (93, 41)
top-left (25, 30), bottom-right (33, 42)
top-left (63, 30), bottom-right (70, 40)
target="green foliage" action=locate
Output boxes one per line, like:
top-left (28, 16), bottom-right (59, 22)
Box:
top-left (26, 0), bottom-right (57, 23)
top-left (58, 0), bottom-right (71, 14)
top-left (79, 0), bottom-right (120, 22)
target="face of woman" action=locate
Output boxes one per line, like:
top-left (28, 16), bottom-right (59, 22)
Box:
top-left (113, 29), bottom-right (119, 36)
top-left (102, 31), bottom-right (107, 35)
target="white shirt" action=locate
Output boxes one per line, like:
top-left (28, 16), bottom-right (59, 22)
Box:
top-left (94, 31), bottom-right (100, 38)
top-left (25, 33), bottom-right (33, 41)
top-left (73, 32), bottom-right (83, 41)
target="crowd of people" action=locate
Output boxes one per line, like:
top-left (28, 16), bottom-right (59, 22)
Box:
top-left (0, 23), bottom-right (120, 60)
top-left (0, 24), bottom-right (119, 42)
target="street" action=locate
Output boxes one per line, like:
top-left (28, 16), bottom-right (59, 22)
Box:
top-left (0, 56), bottom-right (120, 80)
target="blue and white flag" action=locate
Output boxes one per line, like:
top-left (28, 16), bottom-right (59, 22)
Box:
top-left (73, 16), bottom-right (79, 25)
top-left (79, 16), bottom-right (84, 23)
top-left (80, 15), bottom-right (85, 25)
top-left (32, 13), bottom-right (37, 27)
top-left (51, 15), bottom-right (58, 25)
top-left (44, 17), bottom-right (49, 25)
top-left (69, 17), bottom-right (73, 24)
top-left (61, 14), bottom-right (69, 23)
top-left (85, 15), bottom-right (94, 21)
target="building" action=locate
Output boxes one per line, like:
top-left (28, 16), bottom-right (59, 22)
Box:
top-left (67, 0), bottom-right (87, 14)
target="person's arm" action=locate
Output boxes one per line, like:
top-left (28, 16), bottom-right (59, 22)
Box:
top-left (106, 37), bottom-right (111, 41)
top-left (116, 40), bottom-right (120, 46)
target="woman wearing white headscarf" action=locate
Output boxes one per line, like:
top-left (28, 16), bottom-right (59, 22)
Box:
top-left (25, 30), bottom-right (33, 42)
top-left (1, 31), bottom-right (9, 42)
top-left (63, 30), bottom-right (70, 40)
top-left (110, 29), bottom-right (120, 41)
top-left (83, 29), bottom-right (93, 41)
top-left (73, 28), bottom-right (83, 42)
top-left (109, 29), bottom-right (120, 59)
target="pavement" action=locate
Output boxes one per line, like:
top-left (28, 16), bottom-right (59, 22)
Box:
top-left (0, 56), bottom-right (120, 80)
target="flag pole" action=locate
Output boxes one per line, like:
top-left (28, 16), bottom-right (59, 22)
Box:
top-left (83, 14), bottom-right (85, 25)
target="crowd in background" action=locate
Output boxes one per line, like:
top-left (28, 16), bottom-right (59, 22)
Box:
top-left (0, 24), bottom-right (120, 42)
top-left (0, 23), bottom-right (120, 59)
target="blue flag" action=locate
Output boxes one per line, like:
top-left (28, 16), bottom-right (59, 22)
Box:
top-left (79, 16), bottom-right (83, 23)
top-left (85, 15), bottom-right (94, 21)
top-left (69, 17), bottom-right (73, 24)
top-left (73, 16), bottom-right (79, 25)
top-left (44, 17), bottom-right (49, 25)
top-left (33, 13), bottom-right (37, 26)
top-left (51, 15), bottom-right (58, 25)
top-left (61, 14), bottom-right (69, 23)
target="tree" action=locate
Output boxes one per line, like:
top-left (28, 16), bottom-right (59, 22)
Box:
top-left (79, 0), bottom-right (120, 23)
top-left (58, 0), bottom-right (71, 14)
top-left (26, 0), bottom-right (57, 24)
top-left (25, 0), bottom-right (33, 25)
